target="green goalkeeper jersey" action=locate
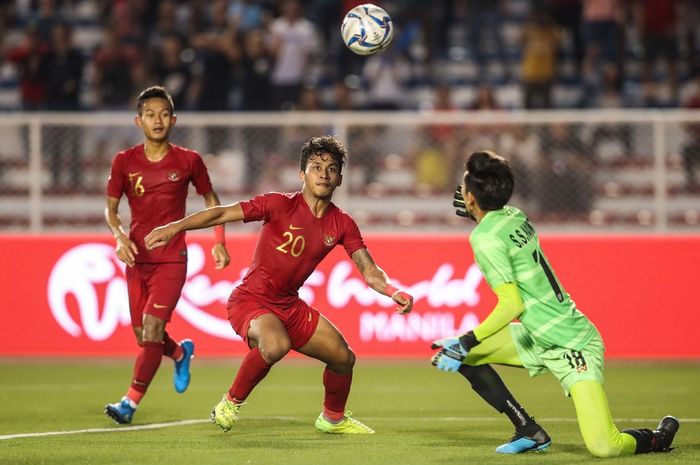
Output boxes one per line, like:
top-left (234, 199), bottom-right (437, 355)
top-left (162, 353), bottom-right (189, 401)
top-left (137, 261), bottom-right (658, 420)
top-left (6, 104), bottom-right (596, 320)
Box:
top-left (469, 206), bottom-right (598, 350)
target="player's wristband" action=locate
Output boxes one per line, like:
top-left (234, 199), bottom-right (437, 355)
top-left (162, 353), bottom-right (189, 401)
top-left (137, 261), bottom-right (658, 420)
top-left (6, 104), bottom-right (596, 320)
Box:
top-left (383, 284), bottom-right (400, 297)
top-left (214, 224), bottom-right (225, 245)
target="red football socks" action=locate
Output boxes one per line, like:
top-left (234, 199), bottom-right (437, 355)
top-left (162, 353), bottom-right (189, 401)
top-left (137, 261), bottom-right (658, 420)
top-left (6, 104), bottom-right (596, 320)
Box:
top-left (162, 332), bottom-right (183, 361)
top-left (126, 387), bottom-right (144, 405)
top-left (323, 369), bottom-right (352, 422)
top-left (228, 347), bottom-right (272, 403)
top-left (128, 341), bottom-right (164, 400)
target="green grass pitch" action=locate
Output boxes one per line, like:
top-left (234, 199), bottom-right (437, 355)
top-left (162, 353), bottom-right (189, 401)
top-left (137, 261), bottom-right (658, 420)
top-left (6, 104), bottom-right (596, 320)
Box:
top-left (0, 358), bottom-right (698, 465)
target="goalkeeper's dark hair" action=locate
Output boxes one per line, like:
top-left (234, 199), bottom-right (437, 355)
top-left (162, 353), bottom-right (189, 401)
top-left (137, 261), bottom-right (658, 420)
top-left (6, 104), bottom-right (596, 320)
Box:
top-left (300, 136), bottom-right (346, 173)
top-left (463, 150), bottom-right (514, 211)
top-left (137, 86), bottom-right (175, 116)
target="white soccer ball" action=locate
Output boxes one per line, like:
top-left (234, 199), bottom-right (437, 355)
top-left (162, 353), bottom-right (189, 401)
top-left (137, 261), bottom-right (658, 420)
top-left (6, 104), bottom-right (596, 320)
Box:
top-left (341, 4), bottom-right (393, 56)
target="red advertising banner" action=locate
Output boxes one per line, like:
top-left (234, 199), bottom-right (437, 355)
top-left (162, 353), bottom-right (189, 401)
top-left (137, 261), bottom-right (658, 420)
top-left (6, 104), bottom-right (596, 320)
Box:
top-left (0, 234), bottom-right (698, 359)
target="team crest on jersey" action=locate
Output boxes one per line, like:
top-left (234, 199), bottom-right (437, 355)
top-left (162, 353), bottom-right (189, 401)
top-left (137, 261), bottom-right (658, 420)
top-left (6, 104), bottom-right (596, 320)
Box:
top-left (168, 171), bottom-right (180, 181)
top-left (323, 234), bottom-right (336, 247)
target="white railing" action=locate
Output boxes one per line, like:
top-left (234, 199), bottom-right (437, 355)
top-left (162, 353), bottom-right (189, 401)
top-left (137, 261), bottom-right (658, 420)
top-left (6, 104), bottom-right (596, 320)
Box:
top-left (1, 110), bottom-right (699, 233)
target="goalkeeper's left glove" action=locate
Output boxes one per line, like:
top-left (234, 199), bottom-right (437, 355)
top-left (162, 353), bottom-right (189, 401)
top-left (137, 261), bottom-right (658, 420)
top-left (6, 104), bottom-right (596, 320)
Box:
top-left (453, 185), bottom-right (475, 221)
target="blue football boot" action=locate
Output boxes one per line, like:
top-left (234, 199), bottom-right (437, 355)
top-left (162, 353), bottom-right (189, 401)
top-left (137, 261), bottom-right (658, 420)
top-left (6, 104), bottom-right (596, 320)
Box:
top-left (496, 424), bottom-right (551, 454)
top-left (174, 339), bottom-right (195, 393)
top-left (105, 397), bottom-right (136, 424)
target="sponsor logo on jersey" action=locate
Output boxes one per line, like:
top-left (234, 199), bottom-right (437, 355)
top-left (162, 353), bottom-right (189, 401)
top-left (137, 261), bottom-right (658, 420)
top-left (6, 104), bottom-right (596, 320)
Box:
top-left (289, 224), bottom-right (303, 230)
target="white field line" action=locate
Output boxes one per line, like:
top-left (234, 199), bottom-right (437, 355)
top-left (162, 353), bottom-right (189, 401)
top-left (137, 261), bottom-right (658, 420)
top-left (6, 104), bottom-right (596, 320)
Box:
top-left (1, 416), bottom-right (698, 441)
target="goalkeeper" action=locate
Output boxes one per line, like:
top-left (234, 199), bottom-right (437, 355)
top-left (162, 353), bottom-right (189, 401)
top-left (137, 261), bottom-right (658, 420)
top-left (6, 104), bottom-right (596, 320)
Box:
top-left (431, 150), bottom-right (679, 456)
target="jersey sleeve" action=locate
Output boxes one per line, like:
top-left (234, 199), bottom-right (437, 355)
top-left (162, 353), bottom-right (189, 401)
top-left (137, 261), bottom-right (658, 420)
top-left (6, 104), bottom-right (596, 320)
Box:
top-left (239, 192), bottom-right (274, 223)
top-left (106, 152), bottom-right (126, 198)
top-left (470, 233), bottom-right (514, 289)
top-left (190, 152), bottom-right (213, 195)
top-left (340, 213), bottom-right (366, 256)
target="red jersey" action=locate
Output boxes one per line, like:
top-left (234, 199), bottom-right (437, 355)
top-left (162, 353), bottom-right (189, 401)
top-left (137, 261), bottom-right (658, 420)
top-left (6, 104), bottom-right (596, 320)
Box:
top-left (106, 143), bottom-right (213, 263)
top-left (234, 192), bottom-right (366, 308)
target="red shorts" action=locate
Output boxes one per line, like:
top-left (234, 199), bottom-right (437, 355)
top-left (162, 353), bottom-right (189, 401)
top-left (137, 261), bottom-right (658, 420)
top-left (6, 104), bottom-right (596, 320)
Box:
top-left (227, 295), bottom-right (320, 350)
top-left (125, 262), bottom-right (187, 324)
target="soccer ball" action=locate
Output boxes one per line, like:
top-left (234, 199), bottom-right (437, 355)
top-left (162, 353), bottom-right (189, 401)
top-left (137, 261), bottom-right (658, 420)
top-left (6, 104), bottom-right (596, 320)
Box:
top-left (341, 4), bottom-right (393, 56)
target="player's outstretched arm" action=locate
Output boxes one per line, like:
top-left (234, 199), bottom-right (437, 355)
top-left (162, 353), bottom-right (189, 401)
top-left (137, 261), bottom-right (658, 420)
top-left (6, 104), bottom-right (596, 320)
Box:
top-left (430, 282), bottom-right (524, 372)
top-left (350, 248), bottom-right (414, 314)
top-left (105, 196), bottom-right (138, 266)
top-left (203, 190), bottom-right (231, 270)
top-left (471, 282), bottom-right (524, 341)
top-left (145, 203), bottom-right (245, 250)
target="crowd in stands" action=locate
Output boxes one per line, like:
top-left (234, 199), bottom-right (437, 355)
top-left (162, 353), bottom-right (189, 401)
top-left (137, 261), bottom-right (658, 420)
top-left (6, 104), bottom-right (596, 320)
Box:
top-left (2, 0), bottom-right (700, 113)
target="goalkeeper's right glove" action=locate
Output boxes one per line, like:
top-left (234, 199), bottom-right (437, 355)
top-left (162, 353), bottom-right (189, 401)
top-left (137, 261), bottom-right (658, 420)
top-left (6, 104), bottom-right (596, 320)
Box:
top-left (453, 186), bottom-right (475, 221)
top-left (431, 347), bottom-right (463, 372)
top-left (430, 336), bottom-right (468, 373)
top-left (430, 331), bottom-right (481, 372)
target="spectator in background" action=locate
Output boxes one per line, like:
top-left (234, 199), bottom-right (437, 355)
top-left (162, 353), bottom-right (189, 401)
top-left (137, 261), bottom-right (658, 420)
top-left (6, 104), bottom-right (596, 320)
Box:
top-left (240, 27), bottom-right (273, 111)
top-left (29, 0), bottom-right (64, 45)
top-left (191, 0), bottom-right (239, 112)
top-left (229, 0), bottom-right (270, 33)
top-left (43, 22), bottom-right (84, 189)
top-left (105, 0), bottom-right (146, 49)
top-left (548, 0), bottom-right (584, 74)
top-left (327, 80), bottom-right (357, 111)
top-left (190, 0), bottom-right (240, 154)
top-left (240, 26), bottom-right (276, 191)
top-left (634, 0), bottom-right (681, 106)
top-left (586, 63), bottom-right (633, 158)
top-left (414, 128), bottom-right (458, 192)
top-left (680, 0), bottom-right (700, 76)
top-left (537, 123), bottom-right (594, 216)
top-left (581, 0), bottom-right (624, 81)
top-left (584, 62), bottom-right (625, 108)
top-left (151, 33), bottom-right (192, 111)
top-left (93, 27), bottom-right (142, 109)
top-left (520, 6), bottom-right (560, 109)
top-left (269, 0), bottom-right (318, 110)
top-left (347, 126), bottom-right (384, 187)
top-left (146, 0), bottom-right (181, 49)
top-left (682, 74), bottom-right (700, 191)
top-left (296, 86), bottom-right (323, 111)
top-left (470, 84), bottom-right (500, 110)
top-left (44, 23), bottom-right (83, 111)
top-left (465, 0), bottom-right (509, 83)
top-left (362, 48), bottom-right (412, 110)
top-left (415, 84), bottom-right (461, 192)
top-left (431, 83), bottom-right (459, 145)
top-left (6, 24), bottom-right (49, 110)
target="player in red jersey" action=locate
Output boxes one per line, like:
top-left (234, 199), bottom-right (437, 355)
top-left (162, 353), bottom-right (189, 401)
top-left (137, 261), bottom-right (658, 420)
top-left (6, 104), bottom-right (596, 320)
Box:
top-left (145, 135), bottom-right (414, 433)
top-left (104, 86), bottom-right (230, 424)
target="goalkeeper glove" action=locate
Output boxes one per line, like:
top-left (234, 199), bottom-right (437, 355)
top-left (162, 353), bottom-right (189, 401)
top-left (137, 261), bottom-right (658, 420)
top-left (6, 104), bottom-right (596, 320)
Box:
top-left (453, 186), bottom-right (475, 221)
top-left (430, 331), bottom-right (480, 372)
top-left (430, 347), bottom-right (463, 372)
top-left (430, 336), bottom-right (466, 373)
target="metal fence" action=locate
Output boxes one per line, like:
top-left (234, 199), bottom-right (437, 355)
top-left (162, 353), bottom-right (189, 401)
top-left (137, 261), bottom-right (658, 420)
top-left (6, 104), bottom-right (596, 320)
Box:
top-left (0, 110), bottom-right (699, 233)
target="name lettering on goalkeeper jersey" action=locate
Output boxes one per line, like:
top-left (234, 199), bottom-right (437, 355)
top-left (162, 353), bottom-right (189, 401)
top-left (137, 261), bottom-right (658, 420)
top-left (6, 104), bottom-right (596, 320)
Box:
top-left (509, 219), bottom-right (536, 248)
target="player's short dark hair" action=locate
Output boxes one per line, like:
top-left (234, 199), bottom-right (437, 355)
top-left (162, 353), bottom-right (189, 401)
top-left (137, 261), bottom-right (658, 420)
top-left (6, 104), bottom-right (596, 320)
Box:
top-left (137, 86), bottom-right (175, 115)
top-left (463, 150), bottom-right (514, 211)
top-left (300, 136), bottom-right (346, 172)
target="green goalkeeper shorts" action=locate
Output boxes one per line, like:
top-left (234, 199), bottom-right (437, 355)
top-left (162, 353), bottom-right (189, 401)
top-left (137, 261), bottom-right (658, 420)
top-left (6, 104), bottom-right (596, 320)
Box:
top-left (509, 323), bottom-right (606, 397)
